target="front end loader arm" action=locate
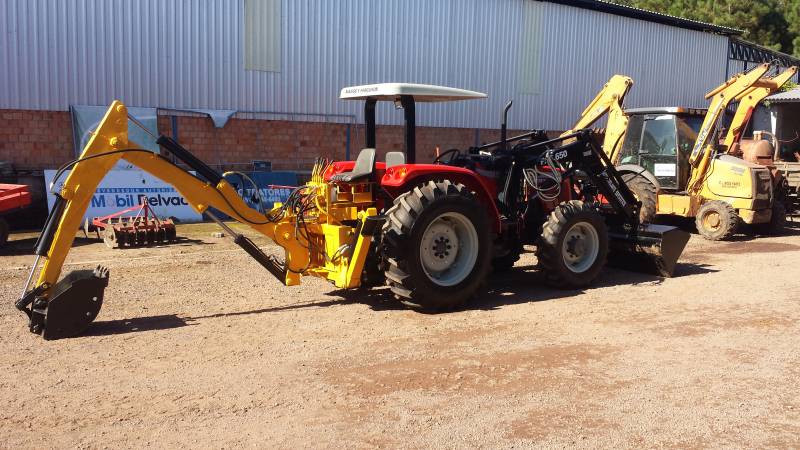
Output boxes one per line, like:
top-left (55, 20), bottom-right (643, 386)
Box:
top-left (723, 66), bottom-right (798, 150)
top-left (561, 74), bottom-right (633, 162)
top-left (16, 101), bottom-right (376, 339)
top-left (686, 63), bottom-right (772, 193)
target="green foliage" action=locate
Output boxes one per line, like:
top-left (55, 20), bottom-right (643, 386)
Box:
top-left (780, 81), bottom-right (798, 93)
top-left (612, 0), bottom-right (800, 58)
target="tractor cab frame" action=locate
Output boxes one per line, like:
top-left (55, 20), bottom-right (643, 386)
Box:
top-left (339, 83), bottom-right (487, 164)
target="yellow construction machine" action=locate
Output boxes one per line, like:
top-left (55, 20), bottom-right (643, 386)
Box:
top-left (16, 84), bottom-right (690, 339)
top-left (566, 63), bottom-right (797, 239)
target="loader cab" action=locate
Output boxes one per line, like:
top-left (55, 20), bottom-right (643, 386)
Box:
top-left (617, 107), bottom-right (706, 191)
top-left (339, 83), bottom-right (487, 165)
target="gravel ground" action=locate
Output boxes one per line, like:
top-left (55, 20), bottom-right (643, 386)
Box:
top-left (1, 222), bottom-right (798, 448)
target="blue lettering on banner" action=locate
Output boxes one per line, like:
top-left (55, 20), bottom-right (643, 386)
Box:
top-left (90, 195), bottom-right (106, 208)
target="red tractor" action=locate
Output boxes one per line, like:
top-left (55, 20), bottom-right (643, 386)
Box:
top-left (0, 183), bottom-right (32, 247)
top-left (327, 84), bottom-right (688, 309)
top-left (19, 85), bottom-right (689, 339)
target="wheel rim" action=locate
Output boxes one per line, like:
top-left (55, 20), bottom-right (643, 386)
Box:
top-left (419, 212), bottom-right (479, 286)
top-left (702, 211), bottom-right (721, 232)
top-left (561, 221), bottom-right (600, 273)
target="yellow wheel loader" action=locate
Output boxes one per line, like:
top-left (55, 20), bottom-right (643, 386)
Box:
top-left (565, 63), bottom-right (797, 240)
top-left (15, 85), bottom-right (690, 340)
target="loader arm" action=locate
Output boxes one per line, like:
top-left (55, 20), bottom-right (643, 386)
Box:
top-left (723, 66), bottom-right (798, 150)
top-left (561, 75), bottom-right (633, 162)
top-left (17, 101), bottom-right (377, 339)
top-left (686, 63), bottom-right (772, 194)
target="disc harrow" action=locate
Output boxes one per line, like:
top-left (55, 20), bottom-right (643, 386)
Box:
top-left (85, 202), bottom-right (177, 248)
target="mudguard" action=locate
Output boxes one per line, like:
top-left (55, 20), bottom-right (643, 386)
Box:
top-left (381, 164), bottom-right (502, 231)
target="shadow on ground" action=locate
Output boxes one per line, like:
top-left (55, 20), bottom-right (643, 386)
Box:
top-left (82, 314), bottom-right (193, 337)
top-left (0, 236), bottom-right (96, 256)
top-left (72, 260), bottom-right (717, 338)
top-left (0, 235), bottom-right (210, 257)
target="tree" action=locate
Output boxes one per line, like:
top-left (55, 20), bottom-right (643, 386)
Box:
top-left (612, 0), bottom-right (800, 58)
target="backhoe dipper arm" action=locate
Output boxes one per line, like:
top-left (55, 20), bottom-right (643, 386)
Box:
top-left (686, 63), bottom-right (772, 193)
top-left (17, 101), bottom-right (310, 338)
top-left (561, 75), bottom-right (633, 162)
top-left (723, 66), bottom-right (798, 150)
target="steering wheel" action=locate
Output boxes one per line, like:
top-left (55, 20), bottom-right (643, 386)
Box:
top-left (433, 148), bottom-right (461, 164)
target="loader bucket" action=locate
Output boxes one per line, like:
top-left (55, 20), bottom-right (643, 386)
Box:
top-left (607, 224), bottom-right (690, 277)
top-left (37, 266), bottom-right (109, 340)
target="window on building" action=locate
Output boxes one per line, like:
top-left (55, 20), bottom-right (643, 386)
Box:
top-left (244, 0), bottom-right (281, 72)
top-left (518, 1), bottom-right (542, 94)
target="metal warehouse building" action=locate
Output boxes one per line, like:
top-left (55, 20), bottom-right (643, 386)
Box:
top-left (1, 0), bottom-right (799, 172)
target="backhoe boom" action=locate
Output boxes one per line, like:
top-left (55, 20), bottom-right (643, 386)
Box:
top-left (17, 101), bottom-right (375, 339)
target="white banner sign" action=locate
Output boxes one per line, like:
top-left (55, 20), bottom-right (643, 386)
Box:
top-left (44, 169), bottom-right (203, 223)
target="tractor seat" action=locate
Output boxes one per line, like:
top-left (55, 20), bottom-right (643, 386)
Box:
top-left (385, 151), bottom-right (406, 168)
top-left (330, 148), bottom-right (376, 183)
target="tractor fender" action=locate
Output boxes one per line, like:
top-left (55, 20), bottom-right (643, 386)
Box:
top-left (615, 164), bottom-right (661, 191)
top-left (381, 164), bottom-right (502, 231)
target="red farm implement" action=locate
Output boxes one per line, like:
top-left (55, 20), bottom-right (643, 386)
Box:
top-left (85, 202), bottom-right (177, 249)
top-left (0, 183), bottom-right (32, 247)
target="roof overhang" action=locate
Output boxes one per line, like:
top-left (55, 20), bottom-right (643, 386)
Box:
top-left (339, 83), bottom-right (487, 102)
top-left (625, 107), bottom-right (707, 116)
top-left (765, 88), bottom-right (800, 104)
top-left (539, 0), bottom-right (741, 36)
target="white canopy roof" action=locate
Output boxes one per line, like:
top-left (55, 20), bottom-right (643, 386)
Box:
top-left (339, 83), bottom-right (487, 102)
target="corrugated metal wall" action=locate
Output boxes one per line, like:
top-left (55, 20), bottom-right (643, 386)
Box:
top-left (0, 0), bottom-right (729, 130)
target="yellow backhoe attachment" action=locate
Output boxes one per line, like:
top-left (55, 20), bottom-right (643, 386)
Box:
top-left (16, 101), bottom-right (378, 339)
top-left (561, 74), bottom-right (633, 162)
top-left (723, 66), bottom-right (798, 150)
top-left (686, 63), bottom-right (771, 194)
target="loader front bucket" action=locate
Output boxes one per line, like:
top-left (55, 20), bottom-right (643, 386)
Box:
top-left (31, 267), bottom-right (109, 340)
top-left (607, 224), bottom-right (690, 277)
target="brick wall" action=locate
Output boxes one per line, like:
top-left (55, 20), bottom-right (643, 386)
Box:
top-left (157, 115), bottom-right (533, 171)
top-left (0, 110), bottom-right (73, 170)
top-left (2, 108), bottom-right (536, 171)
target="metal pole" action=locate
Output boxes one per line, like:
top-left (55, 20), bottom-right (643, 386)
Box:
top-left (21, 255), bottom-right (41, 297)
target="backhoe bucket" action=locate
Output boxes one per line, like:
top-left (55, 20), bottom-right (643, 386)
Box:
top-left (607, 224), bottom-right (690, 277)
top-left (36, 267), bottom-right (109, 340)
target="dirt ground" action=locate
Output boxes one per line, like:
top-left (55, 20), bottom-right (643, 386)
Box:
top-left (1, 221), bottom-right (799, 449)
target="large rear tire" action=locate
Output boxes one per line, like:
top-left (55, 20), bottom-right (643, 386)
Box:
top-left (536, 200), bottom-right (609, 288)
top-left (382, 180), bottom-right (491, 311)
top-left (696, 200), bottom-right (739, 240)
top-left (0, 218), bottom-right (8, 248)
top-left (621, 172), bottom-right (657, 223)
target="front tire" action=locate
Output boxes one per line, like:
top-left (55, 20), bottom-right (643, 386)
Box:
top-left (696, 201), bottom-right (739, 240)
top-left (536, 200), bottom-right (608, 288)
top-left (621, 172), bottom-right (657, 223)
top-left (382, 180), bottom-right (491, 310)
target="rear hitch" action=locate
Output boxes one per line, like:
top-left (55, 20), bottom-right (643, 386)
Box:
top-left (18, 266), bottom-right (110, 340)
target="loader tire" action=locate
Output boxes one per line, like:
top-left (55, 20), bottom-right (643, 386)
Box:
top-left (696, 201), bottom-right (739, 241)
top-left (382, 180), bottom-right (491, 311)
top-left (752, 201), bottom-right (786, 236)
top-left (536, 200), bottom-right (608, 288)
top-left (621, 172), bottom-right (657, 224)
top-left (0, 218), bottom-right (8, 248)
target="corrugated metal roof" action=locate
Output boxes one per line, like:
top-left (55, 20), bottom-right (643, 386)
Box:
top-left (539, 0), bottom-right (741, 36)
top-left (766, 88), bottom-right (800, 103)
